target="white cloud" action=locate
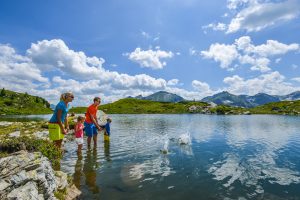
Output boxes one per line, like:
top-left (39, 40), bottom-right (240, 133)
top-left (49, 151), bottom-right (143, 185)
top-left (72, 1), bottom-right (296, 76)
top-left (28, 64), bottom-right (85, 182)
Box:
top-left (291, 77), bottom-right (300, 82)
top-left (223, 71), bottom-right (298, 95)
top-left (153, 36), bottom-right (160, 41)
top-left (141, 31), bottom-right (151, 39)
top-left (201, 43), bottom-right (238, 69)
top-left (202, 23), bottom-right (227, 31)
top-left (165, 86), bottom-right (216, 101)
top-left (204, 0), bottom-right (300, 33)
top-left (192, 80), bottom-right (211, 92)
top-left (126, 47), bottom-right (174, 69)
top-left (201, 36), bottom-right (299, 72)
top-left (227, 0), bottom-right (250, 10)
top-left (189, 48), bottom-right (197, 56)
top-left (275, 58), bottom-right (281, 63)
top-left (27, 39), bottom-right (105, 80)
top-left (0, 44), bottom-right (48, 83)
top-left (167, 79), bottom-right (179, 86)
top-left (26, 39), bottom-right (169, 91)
top-left (0, 39), bottom-right (173, 105)
top-left (235, 36), bottom-right (299, 56)
top-left (227, 0), bottom-right (300, 33)
top-left (250, 40), bottom-right (299, 57)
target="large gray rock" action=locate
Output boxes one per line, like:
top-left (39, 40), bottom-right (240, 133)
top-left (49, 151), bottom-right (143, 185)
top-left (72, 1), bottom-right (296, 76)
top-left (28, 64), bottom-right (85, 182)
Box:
top-left (0, 151), bottom-right (58, 200)
top-left (6, 181), bottom-right (40, 200)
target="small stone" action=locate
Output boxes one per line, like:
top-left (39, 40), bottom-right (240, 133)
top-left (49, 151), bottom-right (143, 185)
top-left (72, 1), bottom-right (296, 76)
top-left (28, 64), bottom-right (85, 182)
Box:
top-left (9, 131), bottom-right (21, 138)
top-left (0, 121), bottom-right (13, 127)
top-left (55, 171), bottom-right (68, 190)
top-left (33, 131), bottom-right (49, 140)
top-left (65, 184), bottom-right (81, 200)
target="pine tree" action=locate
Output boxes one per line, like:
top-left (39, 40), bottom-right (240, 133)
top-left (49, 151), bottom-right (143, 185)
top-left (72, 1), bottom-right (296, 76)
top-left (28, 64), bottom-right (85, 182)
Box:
top-left (0, 88), bottom-right (6, 97)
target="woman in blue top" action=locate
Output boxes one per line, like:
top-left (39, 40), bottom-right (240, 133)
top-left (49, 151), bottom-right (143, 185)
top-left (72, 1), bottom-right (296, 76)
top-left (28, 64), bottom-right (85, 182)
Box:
top-left (49, 92), bottom-right (74, 148)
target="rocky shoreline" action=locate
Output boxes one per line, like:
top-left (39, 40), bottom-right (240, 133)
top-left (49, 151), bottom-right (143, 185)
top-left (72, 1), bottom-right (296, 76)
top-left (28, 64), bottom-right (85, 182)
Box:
top-left (0, 121), bottom-right (80, 200)
top-left (0, 150), bottom-right (81, 200)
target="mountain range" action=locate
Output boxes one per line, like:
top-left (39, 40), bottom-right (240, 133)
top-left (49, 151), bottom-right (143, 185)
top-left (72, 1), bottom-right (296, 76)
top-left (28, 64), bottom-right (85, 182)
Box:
top-left (130, 90), bottom-right (300, 108)
top-left (202, 91), bottom-right (300, 108)
top-left (129, 91), bottom-right (185, 103)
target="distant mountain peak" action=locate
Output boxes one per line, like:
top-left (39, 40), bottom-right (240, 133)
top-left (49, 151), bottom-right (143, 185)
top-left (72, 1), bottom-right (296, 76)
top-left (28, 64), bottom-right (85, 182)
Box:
top-left (132, 91), bottom-right (185, 102)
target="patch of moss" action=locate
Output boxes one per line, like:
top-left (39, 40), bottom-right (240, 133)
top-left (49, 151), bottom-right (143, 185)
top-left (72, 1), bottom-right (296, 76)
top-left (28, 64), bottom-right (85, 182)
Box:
top-left (54, 187), bottom-right (67, 200)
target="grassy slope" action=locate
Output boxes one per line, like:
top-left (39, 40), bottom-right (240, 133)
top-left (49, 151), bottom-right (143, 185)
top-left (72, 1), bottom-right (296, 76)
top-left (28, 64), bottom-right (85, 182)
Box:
top-left (71, 98), bottom-right (210, 114)
top-left (0, 89), bottom-right (52, 115)
top-left (69, 97), bottom-right (300, 115)
top-left (100, 99), bottom-right (210, 114)
top-left (250, 100), bottom-right (300, 114)
top-left (70, 98), bottom-right (248, 114)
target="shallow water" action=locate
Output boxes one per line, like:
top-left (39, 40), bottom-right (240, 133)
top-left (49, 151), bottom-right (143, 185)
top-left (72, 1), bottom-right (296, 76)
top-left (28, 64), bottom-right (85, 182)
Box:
top-left (61, 114), bottom-right (299, 199)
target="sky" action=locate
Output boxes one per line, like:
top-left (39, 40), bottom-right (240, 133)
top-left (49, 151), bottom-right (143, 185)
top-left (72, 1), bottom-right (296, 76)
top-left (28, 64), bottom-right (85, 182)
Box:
top-left (0, 0), bottom-right (300, 106)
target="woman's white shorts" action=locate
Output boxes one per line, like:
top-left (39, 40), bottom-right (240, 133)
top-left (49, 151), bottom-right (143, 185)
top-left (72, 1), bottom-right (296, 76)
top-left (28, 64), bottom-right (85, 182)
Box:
top-left (75, 137), bottom-right (84, 145)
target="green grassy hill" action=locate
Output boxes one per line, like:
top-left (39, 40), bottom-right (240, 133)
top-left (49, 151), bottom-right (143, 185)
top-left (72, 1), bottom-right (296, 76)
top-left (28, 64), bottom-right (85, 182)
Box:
top-left (70, 98), bottom-right (248, 114)
top-left (0, 88), bottom-right (52, 115)
top-left (250, 100), bottom-right (300, 115)
top-left (70, 97), bottom-right (300, 115)
top-left (100, 98), bottom-right (210, 114)
top-left (71, 98), bottom-right (210, 114)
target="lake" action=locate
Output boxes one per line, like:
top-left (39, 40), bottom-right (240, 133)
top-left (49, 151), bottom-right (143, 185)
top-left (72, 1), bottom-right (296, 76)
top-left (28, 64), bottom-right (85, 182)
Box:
top-left (57, 114), bottom-right (300, 200)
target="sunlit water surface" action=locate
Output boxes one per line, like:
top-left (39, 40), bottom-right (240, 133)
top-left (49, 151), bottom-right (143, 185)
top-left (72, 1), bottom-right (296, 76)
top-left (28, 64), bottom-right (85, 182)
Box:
top-left (42, 115), bottom-right (300, 199)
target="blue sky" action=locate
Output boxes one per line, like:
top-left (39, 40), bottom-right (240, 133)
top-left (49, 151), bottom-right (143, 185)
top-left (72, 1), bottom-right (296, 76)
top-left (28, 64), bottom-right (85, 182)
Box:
top-left (0, 0), bottom-right (300, 106)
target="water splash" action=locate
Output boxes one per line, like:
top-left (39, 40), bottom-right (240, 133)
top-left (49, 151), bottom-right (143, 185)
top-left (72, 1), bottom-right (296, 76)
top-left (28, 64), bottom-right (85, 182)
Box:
top-left (161, 135), bottom-right (169, 154)
top-left (178, 132), bottom-right (191, 145)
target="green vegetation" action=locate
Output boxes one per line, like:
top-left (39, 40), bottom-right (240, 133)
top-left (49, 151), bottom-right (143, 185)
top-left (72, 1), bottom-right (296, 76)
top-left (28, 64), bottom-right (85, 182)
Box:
top-left (0, 121), bottom-right (47, 136)
top-left (2, 88), bottom-right (300, 115)
top-left (0, 121), bottom-right (62, 168)
top-left (0, 136), bottom-right (62, 168)
top-left (69, 98), bottom-right (300, 116)
top-left (250, 100), bottom-right (300, 115)
top-left (0, 88), bottom-right (52, 115)
top-left (54, 188), bottom-right (67, 200)
top-left (70, 98), bottom-right (210, 114)
top-left (70, 98), bottom-right (249, 114)
top-left (210, 105), bottom-right (248, 115)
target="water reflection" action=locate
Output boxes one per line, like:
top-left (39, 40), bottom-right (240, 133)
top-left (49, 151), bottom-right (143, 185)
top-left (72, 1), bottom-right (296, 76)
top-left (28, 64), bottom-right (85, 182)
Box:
top-left (104, 140), bottom-right (111, 162)
top-left (83, 148), bottom-right (100, 193)
top-left (59, 114), bottom-right (300, 200)
top-left (208, 116), bottom-right (300, 198)
top-left (73, 152), bottom-right (83, 189)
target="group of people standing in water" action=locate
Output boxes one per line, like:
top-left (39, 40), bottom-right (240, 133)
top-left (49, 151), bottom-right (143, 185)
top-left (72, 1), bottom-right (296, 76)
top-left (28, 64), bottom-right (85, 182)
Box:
top-left (48, 92), bottom-right (111, 153)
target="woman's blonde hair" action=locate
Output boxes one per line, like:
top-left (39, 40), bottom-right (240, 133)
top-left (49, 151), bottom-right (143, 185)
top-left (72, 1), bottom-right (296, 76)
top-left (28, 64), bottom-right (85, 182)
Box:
top-left (60, 92), bottom-right (73, 101)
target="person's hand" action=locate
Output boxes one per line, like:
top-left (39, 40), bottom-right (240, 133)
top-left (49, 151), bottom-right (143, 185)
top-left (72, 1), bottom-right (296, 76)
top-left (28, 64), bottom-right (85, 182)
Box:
top-left (62, 129), bottom-right (68, 135)
top-left (97, 126), bottom-right (103, 131)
